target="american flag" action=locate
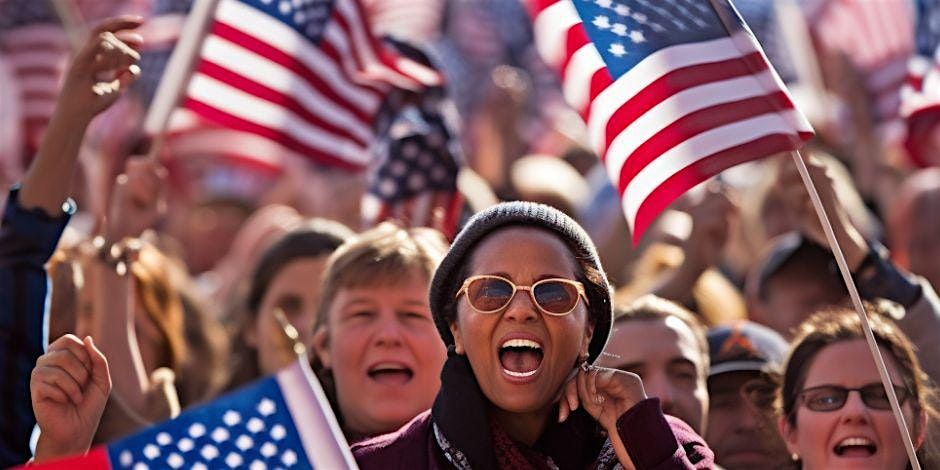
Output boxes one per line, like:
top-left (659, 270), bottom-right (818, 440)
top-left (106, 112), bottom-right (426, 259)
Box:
top-left (808, 0), bottom-right (915, 126)
top-left (901, 0), bottom-right (940, 167)
top-left (528, 0), bottom-right (813, 244)
top-left (175, 0), bottom-right (442, 172)
top-left (0, 0), bottom-right (70, 157)
top-left (133, 0), bottom-right (194, 105)
top-left (362, 79), bottom-right (463, 239)
top-left (25, 359), bottom-right (357, 470)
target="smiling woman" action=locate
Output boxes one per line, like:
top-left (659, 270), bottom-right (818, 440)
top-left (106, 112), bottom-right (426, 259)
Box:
top-left (311, 222), bottom-right (449, 442)
top-left (352, 202), bottom-right (713, 469)
top-left (776, 305), bottom-right (940, 470)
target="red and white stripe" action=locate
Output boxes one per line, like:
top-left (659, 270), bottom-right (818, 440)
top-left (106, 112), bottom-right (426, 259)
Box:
top-left (810, 0), bottom-right (914, 124)
top-left (0, 24), bottom-right (70, 154)
top-left (529, 0), bottom-right (813, 243)
top-left (178, 0), bottom-right (441, 171)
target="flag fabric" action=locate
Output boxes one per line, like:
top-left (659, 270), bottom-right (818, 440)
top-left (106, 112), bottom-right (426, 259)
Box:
top-left (175, 0), bottom-right (443, 172)
top-left (527, 0), bottom-right (813, 244)
top-left (361, 40), bottom-right (463, 239)
top-left (900, 0), bottom-right (940, 166)
top-left (808, 0), bottom-right (915, 126)
top-left (0, 0), bottom-right (70, 157)
top-left (26, 358), bottom-right (357, 469)
top-left (133, 0), bottom-right (194, 105)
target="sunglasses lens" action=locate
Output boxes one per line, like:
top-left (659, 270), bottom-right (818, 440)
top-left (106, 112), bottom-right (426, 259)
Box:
top-left (467, 277), bottom-right (514, 312)
top-left (860, 385), bottom-right (893, 410)
top-left (804, 387), bottom-right (846, 412)
top-left (533, 280), bottom-right (579, 314)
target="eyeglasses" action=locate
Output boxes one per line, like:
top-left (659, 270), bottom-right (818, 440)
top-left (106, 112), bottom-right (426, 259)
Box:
top-left (797, 383), bottom-right (910, 412)
top-left (455, 275), bottom-right (589, 316)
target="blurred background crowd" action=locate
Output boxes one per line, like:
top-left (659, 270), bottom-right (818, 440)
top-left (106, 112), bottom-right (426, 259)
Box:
top-left (2, 0), bottom-right (940, 469)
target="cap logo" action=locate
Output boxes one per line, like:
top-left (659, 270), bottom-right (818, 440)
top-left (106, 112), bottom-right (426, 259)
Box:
top-left (717, 322), bottom-right (758, 361)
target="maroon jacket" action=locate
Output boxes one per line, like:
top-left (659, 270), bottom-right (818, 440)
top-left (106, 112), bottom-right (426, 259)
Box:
top-left (353, 398), bottom-right (713, 469)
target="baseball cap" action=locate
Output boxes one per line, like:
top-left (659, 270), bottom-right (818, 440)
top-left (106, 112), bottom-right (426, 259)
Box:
top-left (707, 321), bottom-right (788, 377)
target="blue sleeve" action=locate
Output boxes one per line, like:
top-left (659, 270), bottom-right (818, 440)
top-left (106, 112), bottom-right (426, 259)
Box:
top-left (0, 187), bottom-right (73, 467)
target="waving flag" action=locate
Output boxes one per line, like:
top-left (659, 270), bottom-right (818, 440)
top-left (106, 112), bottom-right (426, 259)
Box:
top-left (901, 0), bottom-right (940, 166)
top-left (26, 359), bottom-right (357, 469)
top-left (809, 0), bottom-right (914, 126)
top-left (0, 0), bottom-right (70, 157)
top-left (176, 0), bottom-right (442, 172)
top-left (528, 0), bottom-right (813, 243)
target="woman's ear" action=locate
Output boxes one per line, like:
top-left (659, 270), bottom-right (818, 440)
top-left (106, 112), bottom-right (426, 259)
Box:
top-left (778, 416), bottom-right (800, 457)
top-left (244, 318), bottom-right (259, 348)
top-left (581, 320), bottom-right (595, 358)
top-left (312, 326), bottom-right (331, 368)
top-left (449, 322), bottom-right (465, 355)
top-left (915, 407), bottom-right (928, 449)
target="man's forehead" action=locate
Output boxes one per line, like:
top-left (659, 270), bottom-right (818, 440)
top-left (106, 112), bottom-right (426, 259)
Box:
top-left (611, 316), bottom-right (703, 362)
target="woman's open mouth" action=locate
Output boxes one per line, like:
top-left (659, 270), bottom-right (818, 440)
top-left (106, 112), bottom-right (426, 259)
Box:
top-left (367, 362), bottom-right (414, 386)
top-left (833, 437), bottom-right (877, 458)
top-left (499, 338), bottom-right (544, 378)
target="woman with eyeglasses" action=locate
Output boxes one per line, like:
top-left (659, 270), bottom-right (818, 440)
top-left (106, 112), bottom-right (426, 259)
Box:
top-left (776, 305), bottom-right (939, 469)
top-left (353, 202), bottom-right (713, 469)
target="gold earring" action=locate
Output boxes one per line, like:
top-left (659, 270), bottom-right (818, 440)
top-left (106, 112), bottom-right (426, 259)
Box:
top-left (791, 453), bottom-right (799, 461)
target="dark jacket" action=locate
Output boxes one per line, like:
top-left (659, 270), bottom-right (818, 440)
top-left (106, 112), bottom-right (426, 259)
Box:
top-left (0, 188), bottom-right (73, 466)
top-left (353, 398), bottom-right (712, 470)
top-left (354, 343), bottom-right (713, 469)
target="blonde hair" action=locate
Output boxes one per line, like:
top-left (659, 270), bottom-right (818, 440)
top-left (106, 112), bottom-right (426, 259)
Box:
top-left (314, 222), bottom-right (448, 332)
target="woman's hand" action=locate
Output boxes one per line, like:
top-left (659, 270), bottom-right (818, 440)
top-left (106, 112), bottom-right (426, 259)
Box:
top-left (557, 364), bottom-right (647, 429)
top-left (57, 16), bottom-right (143, 123)
top-left (558, 364), bottom-right (647, 469)
top-left (31, 335), bottom-right (111, 463)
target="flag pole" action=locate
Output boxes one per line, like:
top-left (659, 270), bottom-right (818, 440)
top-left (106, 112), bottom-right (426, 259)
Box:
top-left (788, 149), bottom-right (921, 470)
top-left (141, 0), bottom-right (220, 160)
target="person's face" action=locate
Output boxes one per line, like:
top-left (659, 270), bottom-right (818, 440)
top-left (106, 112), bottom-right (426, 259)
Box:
top-left (249, 256), bottom-right (329, 375)
top-left (598, 317), bottom-right (707, 432)
top-left (450, 227), bottom-right (594, 416)
top-left (755, 275), bottom-right (844, 338)
top-left (780, 340), bottom-right (921, 470)
top-left (315, 273), bottom-right (446, 437)
top-left (706, 371), bottom-right (790, 469)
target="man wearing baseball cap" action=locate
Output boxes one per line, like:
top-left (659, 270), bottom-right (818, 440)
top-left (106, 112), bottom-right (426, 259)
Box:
top-left (705, 321), bottom-right (791, 470)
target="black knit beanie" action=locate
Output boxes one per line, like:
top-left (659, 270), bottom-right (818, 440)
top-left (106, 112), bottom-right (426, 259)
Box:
top-left (429, 201), bottom-right (613, 363)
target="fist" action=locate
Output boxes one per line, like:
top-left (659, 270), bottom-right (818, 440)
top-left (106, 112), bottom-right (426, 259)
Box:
top-left (31, 335), bottom-right (111, 463)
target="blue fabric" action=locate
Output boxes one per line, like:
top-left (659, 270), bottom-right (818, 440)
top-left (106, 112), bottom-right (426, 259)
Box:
top-left (0, 187), bottom-right (73, 467)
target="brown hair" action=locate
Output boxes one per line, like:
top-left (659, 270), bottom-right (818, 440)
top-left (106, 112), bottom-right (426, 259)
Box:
top-left (226, 218), bottom-right (352, 390)
top-left (777, 304), bottom-right (939, 466)
top-left (130, 243), bottom-right (188, 373)
top-left (314, 222), bottom-right (448, 332)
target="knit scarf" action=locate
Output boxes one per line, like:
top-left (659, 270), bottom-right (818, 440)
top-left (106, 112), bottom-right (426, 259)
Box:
top-left (430, 348), bottom-right (618, 470)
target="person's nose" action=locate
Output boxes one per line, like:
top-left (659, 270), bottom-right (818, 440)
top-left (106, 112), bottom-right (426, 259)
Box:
top-left (839, 390), bottom-right (871, 425)
top-left (502, 288), bottom-right (539, 323)
top-left (373, 313), bottom-right (405, 348)
top-left (734, 403), bottom-right (761, 432)
top-left (644, 371), bottom-right (676, 413)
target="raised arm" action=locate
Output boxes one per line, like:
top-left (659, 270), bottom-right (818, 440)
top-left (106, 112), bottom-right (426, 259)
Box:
top-left (0, 17), bottom-right (141, 466)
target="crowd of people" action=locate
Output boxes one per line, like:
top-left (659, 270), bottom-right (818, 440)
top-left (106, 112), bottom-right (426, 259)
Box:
top-left (3, 1), bottom-right (940, 469)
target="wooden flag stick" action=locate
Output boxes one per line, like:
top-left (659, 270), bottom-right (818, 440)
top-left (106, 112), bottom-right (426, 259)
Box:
top-left (141, 0), bottom-right (220, 142)
top-left (789, 149), bottom-right (921, 470)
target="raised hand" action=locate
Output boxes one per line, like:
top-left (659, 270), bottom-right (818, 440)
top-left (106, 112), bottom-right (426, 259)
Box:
top-left (31, 335), bottom-right (111, 463)
top-left (106, 157), bottom-right (168, 241)
top-left (682, 186), bottom-right (736, 271)
top-left (558, 364), bottom-right (647, 468)
top-left (558, 364), bottom-right (647, 430)
top-left (774, 154), bottom-right (868, 270)
top-left (57, 16), bottom-right (143, 122)
top-left (19, 16), bottom-right (143, 215)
